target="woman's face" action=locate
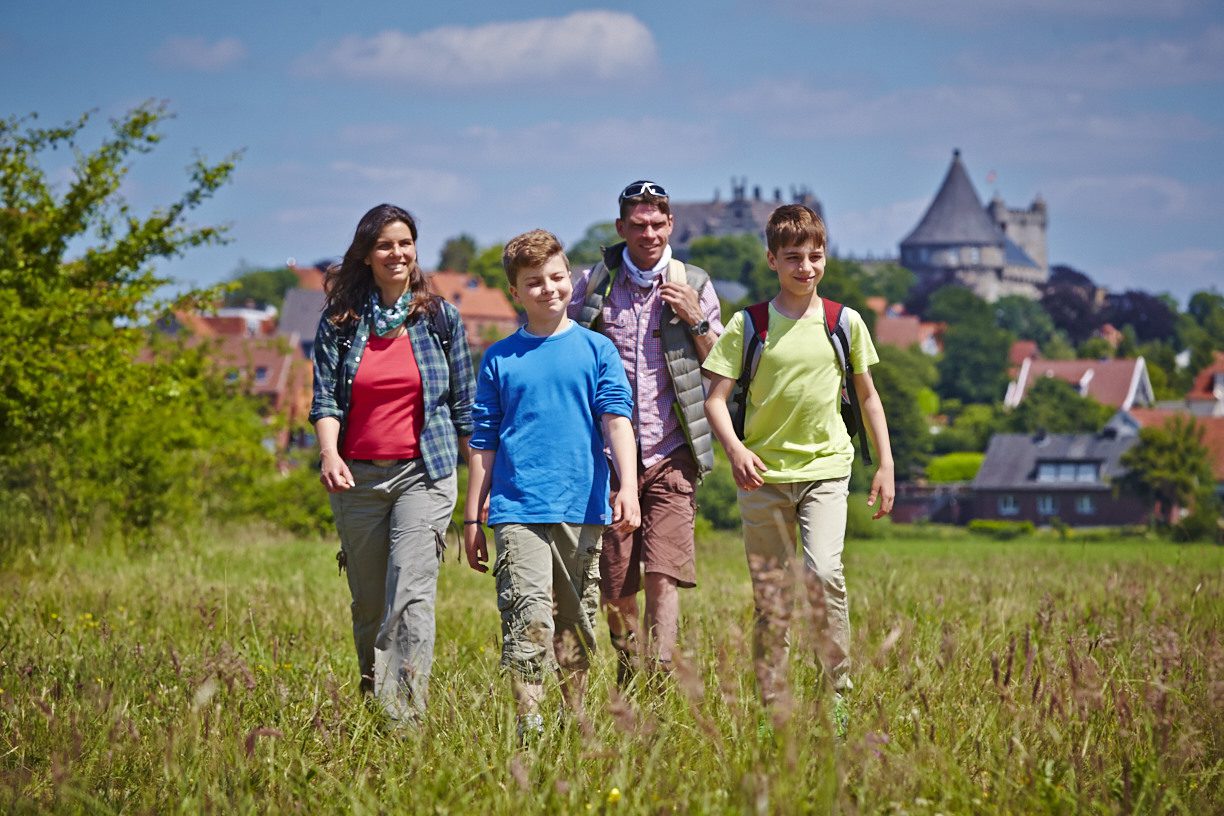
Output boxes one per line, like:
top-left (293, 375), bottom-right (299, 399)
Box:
top-left (365, 220), bottom-right (417, 303)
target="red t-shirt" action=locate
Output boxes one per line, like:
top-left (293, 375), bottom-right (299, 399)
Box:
top-left (341, 333), bottom-right (425, 459)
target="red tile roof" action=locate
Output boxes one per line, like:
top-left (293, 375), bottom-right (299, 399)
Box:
top-left (1006, 357), bottom-right (1153, 410)
top-left (873, 315), bottom-right (944, 353)
top-left (1188, 351), bottom-right (1224, 402)
top-left (427, 271), bottom-right (517, 321)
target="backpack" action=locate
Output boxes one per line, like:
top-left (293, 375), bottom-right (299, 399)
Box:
top-left (729, 298), bottom-right (872, 464)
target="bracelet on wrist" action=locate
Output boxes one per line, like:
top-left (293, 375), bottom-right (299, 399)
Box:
top-left (463, 520), bottom-right (482, 525)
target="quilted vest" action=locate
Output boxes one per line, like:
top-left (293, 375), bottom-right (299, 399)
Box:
top-left (576, 243), bottom-right (714, 479)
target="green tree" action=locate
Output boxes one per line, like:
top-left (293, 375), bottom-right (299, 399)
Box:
top-left (468, 242), bottom-right (519, 312)
top-left (1006, 377), bottom-right (1112, 435)
top-left (933, 403), bottom-right (1005, 454)
top-left (0, 104), bottom-right (271, 546)
top-left (859, 263), bottom-right (915, 305)
top-left (1186, 290), bottom-right (1224, 349)
top-left (1119, 415), bottom-right (1215, 525)
top-left (993, 294), bottom-right (1056, 346)
top-left (871, 345), bottom-right (933, 480)
top-left (937, 320), bottom-right (1013, 404)
top-left (438, 233), bottom-right (477, 272)
top-left (223, 264), bottom-right (299, 309)
top-left (1077, 336), bottom-right (1114, 359)
top-left (567, 222), bottom-right (618, 269)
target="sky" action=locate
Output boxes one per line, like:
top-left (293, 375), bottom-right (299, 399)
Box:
top-left (3, 0), bottom-right (1222, 305)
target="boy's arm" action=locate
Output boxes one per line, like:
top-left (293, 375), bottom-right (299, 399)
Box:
top-left (601, 414), bottom-right (641, 533)
top-left (853, 370), bottom-right (895, 519)
top-left (703, 373), bottom-right (768, 490)
top-left (463, 448), bottom-right (496, 572)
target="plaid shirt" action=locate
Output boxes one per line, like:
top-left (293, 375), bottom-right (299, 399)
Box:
top-left (570, 262), bottom-right (723, 468)
top-left (310, 298), bottom-right (475, 481)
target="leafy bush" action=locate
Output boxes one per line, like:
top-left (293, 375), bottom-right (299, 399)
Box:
top-left (967, 519), bottom-right (1035, 540)
top-left (925, 452), bottom-right (984, 483)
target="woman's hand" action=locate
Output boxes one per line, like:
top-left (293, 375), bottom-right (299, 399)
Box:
top-left (319, 449), bottom-right (355, 493)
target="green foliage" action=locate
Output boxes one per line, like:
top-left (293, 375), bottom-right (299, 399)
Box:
top-left (1120, 415), bottom-right (1215, 525)
top-left (687, 233), bottom-right (771, 303)
top-left (468, 242), bottom-right (519, 313)
top-left (871, 346), bottom-right (933, 480)
top-left (695, 446), bottom-right (740, 530)
top-left (925, 286), bottom-right (988, 326)
top-left (0, 103), bottom-right (276, 551)
top-left (937, 320), bottom-right (1013, 404)
top-left (567, 222), bottom-right (618, 269)
top-left (993, 295), bottom-right (1056, 346)
top-left (437, 233), bottom-right (477, 272)
top-left (223, 265), bottom-right (299, 309)
top-left (1040, 331), bottom-right (1076, 360)
top-left (856, 262), bottom-right (915, 305)
top-left (1076, 336), bottom-right (1114, 359)
top-left (933, 404), bottom-right (1005, 454)
top-left (1006, 377), bottom-right (1113, 435)
top-left (926, 452), bottom-right (985, 483)
top-left (967, 518), bottom-right (1035, 539)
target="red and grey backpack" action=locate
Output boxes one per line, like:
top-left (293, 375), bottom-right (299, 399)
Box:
top-left (728, 298), bottom-right (872, 464)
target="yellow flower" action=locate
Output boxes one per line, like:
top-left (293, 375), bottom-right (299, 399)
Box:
top-left (607, 788), bottom-right (622, 805)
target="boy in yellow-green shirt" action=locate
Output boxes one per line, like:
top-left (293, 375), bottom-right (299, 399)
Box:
top-left (702, 204), bottom-right (895, 735)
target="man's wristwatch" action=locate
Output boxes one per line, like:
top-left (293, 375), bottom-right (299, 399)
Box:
top-left (688, 319), bottom-right (710, 336)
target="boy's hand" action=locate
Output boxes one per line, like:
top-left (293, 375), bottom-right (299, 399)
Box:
top-left (610, 488), bottom-right (641, 534)
top-left (464, 524), bottom-right (489, 573)
top-left (729, 444), bottom-right (768, 490)
top-left (867, 465), bottom-right (896, 520)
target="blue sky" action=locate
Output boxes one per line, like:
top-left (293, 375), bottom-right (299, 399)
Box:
top-left (4, 1), bottom-right (1222, 303)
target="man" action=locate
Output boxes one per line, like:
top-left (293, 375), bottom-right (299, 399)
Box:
top-left (570, 180), bottom-right (724, 682)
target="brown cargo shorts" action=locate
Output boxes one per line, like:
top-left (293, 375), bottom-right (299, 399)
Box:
top-left (601, 446), bottom-right (699, 599)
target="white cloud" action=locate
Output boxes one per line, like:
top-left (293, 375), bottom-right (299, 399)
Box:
top-left (762, 0), bottom-right (1202, 24)
top-left (152, 37), bottom-right (247, 72)
top-left (958, 25), bottom-right (1224, 89)
top-left (298, 11), bottom-right (657, 87)
top-left (1042, 174), bottom-right (1196, 220)
top-left (327, 161), bottom-right (477, 207)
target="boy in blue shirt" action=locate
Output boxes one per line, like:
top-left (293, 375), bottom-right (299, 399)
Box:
top-left (464, 229), bottom-right (640, 737)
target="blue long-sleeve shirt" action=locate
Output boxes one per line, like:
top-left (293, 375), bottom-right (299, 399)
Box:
top-left (471, 324), bottom-right (633, 525)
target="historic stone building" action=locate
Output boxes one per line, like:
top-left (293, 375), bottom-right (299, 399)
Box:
top-left (669, 178), bottom-right (823, 257)
top-left (900, 150), bottom-right (1048, 302)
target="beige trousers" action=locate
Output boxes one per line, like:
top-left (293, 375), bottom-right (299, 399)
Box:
top-left (738, 475), bottom-right (852, 697)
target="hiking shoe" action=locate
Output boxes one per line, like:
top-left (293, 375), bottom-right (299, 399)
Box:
top-left (832, 693), bottom-right (849, 740)
top-left (516, 713), bottom-right (545, 747)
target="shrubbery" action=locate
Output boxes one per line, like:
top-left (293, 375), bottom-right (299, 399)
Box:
top-left (967, 519), bottom-right (1035, 540)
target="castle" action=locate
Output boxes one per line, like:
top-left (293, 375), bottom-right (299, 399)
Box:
top-left (669, 178), bottom-right (823, 257)
top-left (900, 149), bottom-right (1048, 302)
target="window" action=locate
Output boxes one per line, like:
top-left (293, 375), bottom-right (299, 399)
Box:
top-left (998, 495), bottom-right (1019, 516)
top-left (1037, 495), bottom-right (1058, 516)
top-left (1076, 495), bottom-right (1095, 515)
top-left (1036, 460), bottom-right (1100, 483)
top-left (254, 366), bottom-right (269, 384)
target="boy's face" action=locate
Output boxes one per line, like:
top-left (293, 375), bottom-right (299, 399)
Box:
top-left (616, 203), bottom-right (673, 271)
top-left (510, 254), bottom-right (573, 323)
top-left (767, 239), bottom-right (826, 299)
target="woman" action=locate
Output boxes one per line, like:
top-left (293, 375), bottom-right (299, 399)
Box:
top-left (309, 203), bottom-right (474, 726)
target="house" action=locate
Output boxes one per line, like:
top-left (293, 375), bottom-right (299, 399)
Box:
top-left (1184, 351), bottom-right (1224, 417)
top-left (278, 287), bottom-right (326, 358)
top-left (972, 430), bottom-right (1148, 526)
top-left (900, 149), bottom-right (1047, 302)
top-left (862, 297), bottom-right (944, 355)
top-left (1004, 356), bottom-right (1155, 411)
top-left (427, 270), bottom-right (519, 348)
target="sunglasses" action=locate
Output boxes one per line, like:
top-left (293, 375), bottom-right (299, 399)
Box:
top-left (618, 180), bottom-right (668, 203)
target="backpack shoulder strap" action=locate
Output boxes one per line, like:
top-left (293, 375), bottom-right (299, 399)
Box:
top-left (740, 301), bottom-right (771, 381)
top-left (822, 299), bottom-right (873, 465)
top-left (822, 298), bottom-right (849, 372)
top-left (427, 295), bottom-right (452, 359)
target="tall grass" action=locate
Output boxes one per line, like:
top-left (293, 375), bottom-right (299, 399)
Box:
top-left (1, 527), bottom-right (1220, 813)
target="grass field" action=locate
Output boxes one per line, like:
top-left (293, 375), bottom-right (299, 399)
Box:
top-left (1, 525), bottom-right (1221, 814)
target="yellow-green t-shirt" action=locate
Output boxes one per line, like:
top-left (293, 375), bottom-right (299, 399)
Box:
top-left (703, 301), bottom-right (878, 483)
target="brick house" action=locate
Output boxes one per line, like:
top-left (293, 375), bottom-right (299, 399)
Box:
top-left (972, 430), bottom-right (1148, 526)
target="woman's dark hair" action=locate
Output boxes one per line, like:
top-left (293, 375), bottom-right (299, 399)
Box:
top-left (323, 203), bottom-right (434, 327)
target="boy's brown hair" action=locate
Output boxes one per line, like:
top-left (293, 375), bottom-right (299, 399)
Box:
top-left (765, 204), bottom-right (827, 254)
top-left (502, 229), bottom-right (570, 286)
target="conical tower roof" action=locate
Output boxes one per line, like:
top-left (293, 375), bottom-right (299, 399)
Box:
top-left (902, 149), bottom-right (1003, 247)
